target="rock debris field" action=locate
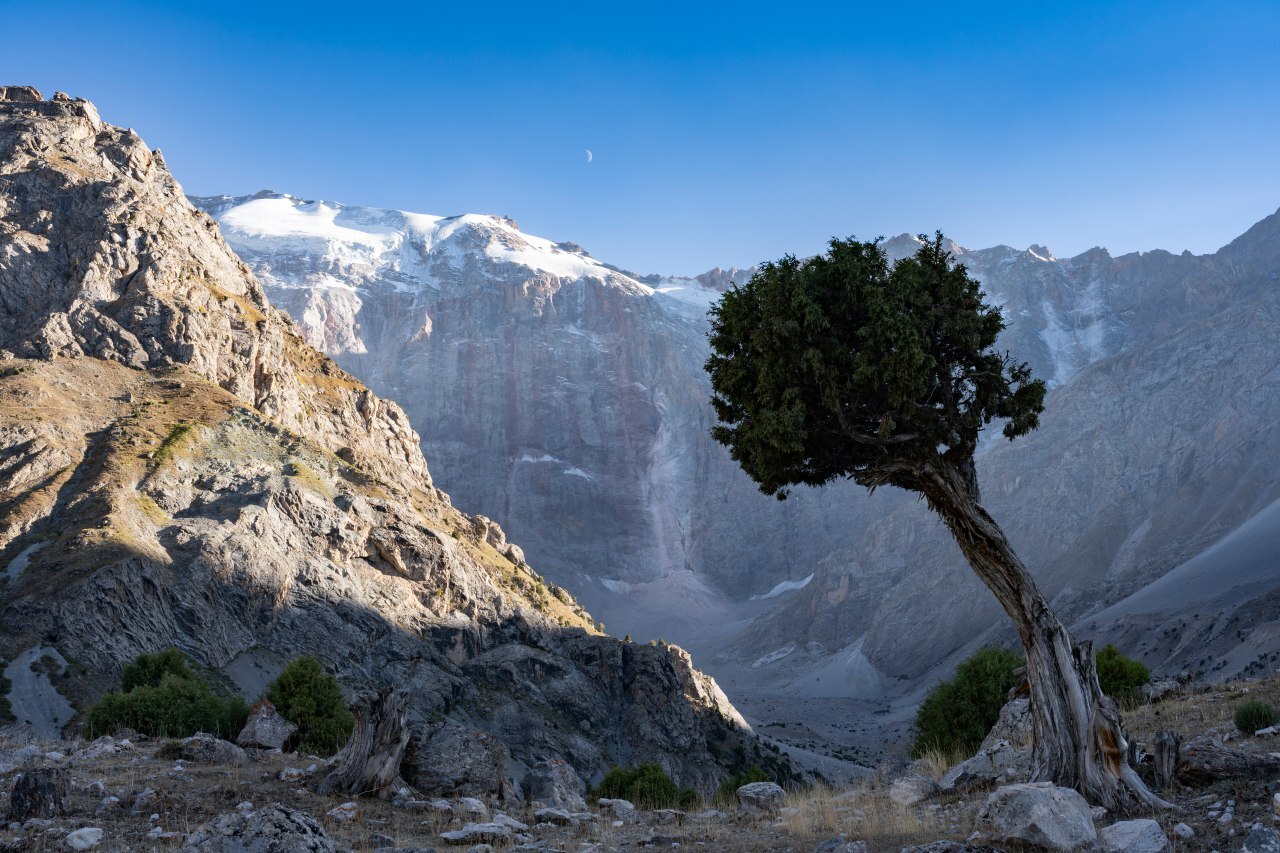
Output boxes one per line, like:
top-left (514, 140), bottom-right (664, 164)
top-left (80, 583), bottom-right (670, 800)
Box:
top-left (4, 673), bottom-right (1280, 853)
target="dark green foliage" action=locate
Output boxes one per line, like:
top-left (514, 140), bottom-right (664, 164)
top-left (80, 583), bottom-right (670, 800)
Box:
top-left (85, 671), bottom-right (248, 740)
top-left (1235, 700), bottom-right (1279, 734)
top-left (911, 646), bottom-right (1023, 759)
top-left (715, 764), bottom-right (768, 804)
top-left (592, 763), bottom-right (700, 810)
top-left (265, 656), bottom-right (353, 756)
top-left (1094, 644), bottom-right (1150, 707)
top-left (706, 235), bottom-right (1045, 499)
top-left (121, 648), bottom-right (193, 692)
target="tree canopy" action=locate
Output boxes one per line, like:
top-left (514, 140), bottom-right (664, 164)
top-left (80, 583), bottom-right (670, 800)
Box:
top-left (706, 234), bottom-right (1045, 498)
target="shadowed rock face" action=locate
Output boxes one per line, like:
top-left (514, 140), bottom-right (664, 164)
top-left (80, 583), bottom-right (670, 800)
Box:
top-left (0, 87), bottom-right (772, 791)
top-left (192, 184), bottom-right (1280, 699)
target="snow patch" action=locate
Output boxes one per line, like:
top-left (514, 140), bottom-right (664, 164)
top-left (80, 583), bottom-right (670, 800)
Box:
top-left (750, 573), bottom-right (814, 600)
top-left (2, 541), bottom-right (46, 583)
top-left (600, 578), bottom-right (633, 594)
top-left (752, 643), bottom-right (799, 669)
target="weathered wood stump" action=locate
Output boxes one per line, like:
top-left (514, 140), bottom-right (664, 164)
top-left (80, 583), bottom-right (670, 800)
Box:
top-left (314, 688), bottom-right (410, 798)
top-left (1153, 730), bottom-right (1180, 789)
top-left (8, 768), bottom-right (68, 820)
top-left (1176, 738), bottom-right (1280, 787)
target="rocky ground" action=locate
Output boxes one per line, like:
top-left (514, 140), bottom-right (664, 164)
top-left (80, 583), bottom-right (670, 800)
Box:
top-left (3, 674), bottom-right (1279, 852)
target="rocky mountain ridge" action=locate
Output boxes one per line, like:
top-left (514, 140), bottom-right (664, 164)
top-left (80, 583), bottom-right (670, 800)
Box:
top-left (0, 86), bottom-right (774, 792)
top-left (191, 186), bottom-right (1280, 721)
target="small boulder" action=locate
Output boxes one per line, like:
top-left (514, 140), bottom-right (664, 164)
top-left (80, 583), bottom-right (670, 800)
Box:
top-left (533, 807), bottom-right (574, 826)
top-left (326, 802), bottom-right (360, 822)
top-left (1172, 823), bottom-right (1194, 839)
top-left (182, 803), bottom-right (335, 851)
top-left (438, 822), bottom-right (511, 846)
top-left (64, 827), bottom-right (104, 850)
top-left (975, 782), bottom-right (1097, 851)
top-left (940, 699), bottom-right (1033, 793)
top-left (737, 781), bottom-right (785, 817)
top-left (890, 774), bottom-right (939, 806)
top-left (598, 798), bottom-right (637, 821)
top-left (1242, 826), bottom-right (1280, 853)
top-left (178, 733), bottom-right (248, 765)
top-left (490, 813), bottom-right (528, 831)
top-left (236, 700), bottom-right (298, 751)
top-left (454, 797), bottom-right (489, 820)
top-left (1099, 819), bottom-right (1169, 853)
top-left (521, 758), bottom-right (587, 811)
top-left (814, 840), bottom-right (868, 853)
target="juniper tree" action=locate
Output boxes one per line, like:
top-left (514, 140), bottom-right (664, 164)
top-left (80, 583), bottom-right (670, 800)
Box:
top-left (705, 234), bottom-right (1167, 811)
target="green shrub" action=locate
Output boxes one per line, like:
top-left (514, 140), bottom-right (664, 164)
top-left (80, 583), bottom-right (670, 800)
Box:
top-left (592, 763), bottom-right (700, 810)
top-left (910, 646), bottom-right (1023, 759)
top-left (85, 661), bottom-right (248, 741)
top-left (1235, 700), bottom-right (1279, 734)
top-left (715, 764), bottom-right (768, 804)
top-left (121, 648), bottom-right (194, 692)
top-left (265, 656), bottom-right (353, 756)
top-left (1094, 644), bottom-right (1149, 707)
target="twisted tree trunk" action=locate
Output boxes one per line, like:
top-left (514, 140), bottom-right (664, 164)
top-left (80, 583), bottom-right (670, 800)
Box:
top-left (315, 688), bottom-right (410, 798)
top-left (917, 461), bottom-right (1169, 813)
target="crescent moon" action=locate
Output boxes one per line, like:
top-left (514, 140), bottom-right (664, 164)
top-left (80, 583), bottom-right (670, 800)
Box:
top-left (585, 149), bottom-right (593, 163)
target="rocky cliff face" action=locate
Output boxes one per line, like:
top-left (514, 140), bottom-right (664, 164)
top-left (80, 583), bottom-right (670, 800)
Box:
top-left (0, 86), bottom-right (774, 791)
top-left (193, 184), bottom-right (1280, 704)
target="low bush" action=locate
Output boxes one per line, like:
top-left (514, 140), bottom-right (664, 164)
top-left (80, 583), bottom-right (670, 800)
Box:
top-left (592, 763), bottom-right (700, 810)
top-left (121, 648), bottom-right (193, 692)
top-left (85, 650), bottom-right (248, 740)
top-left (715, 764), bottom-right (768, 804)
top-left (1094, 644), bottom-right (1149, 707)
top-left (910, 646), bottom-right (1023, 759)
top-left (1235, 700), bottom-right (1279, 734)
top-left (264, 656), bottom-right (353, 756)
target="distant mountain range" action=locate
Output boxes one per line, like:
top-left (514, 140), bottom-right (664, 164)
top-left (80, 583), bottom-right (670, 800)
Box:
top-left (192, 190), bottom-right (1280, 754)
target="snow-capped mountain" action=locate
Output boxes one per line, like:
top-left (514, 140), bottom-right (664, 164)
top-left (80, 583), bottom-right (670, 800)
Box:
top-left (193, 192), bottom-right (1280, 743)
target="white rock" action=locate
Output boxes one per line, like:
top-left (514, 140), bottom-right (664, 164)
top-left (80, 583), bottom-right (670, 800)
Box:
top-left (1173, 822), bottom-right (1195, 839)
top-left (889, 774), bottom-right (938, 806)
top-left (597, 798), bottom-right (636, 821)
top-left (1100, 819), bottom-right (1170, 853)
top-left (976, 782), bottom-right (1097, 851)
top-left (490, 812), bottom-right (528, 831)
top-left (736, 781), bottom-right (786, 817)
top-left (438, 822), bottom-right (512, 845)
top-left (64, 828), bottom-right (104, 850)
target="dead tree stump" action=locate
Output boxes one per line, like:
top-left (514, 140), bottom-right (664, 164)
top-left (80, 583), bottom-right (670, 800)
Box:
top-left (8, 768), bottom-right (68, 820)
top-left (314, 688), bottom-right (410, 798)
top-left (1153, 730), bottom-right (1180, 790)
top-left (1176, 738), bottom-right (1280, 787)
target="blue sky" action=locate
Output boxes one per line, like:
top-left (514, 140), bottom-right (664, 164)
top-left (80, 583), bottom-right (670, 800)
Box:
top-left (4, 1), bottom-right (1279, 273)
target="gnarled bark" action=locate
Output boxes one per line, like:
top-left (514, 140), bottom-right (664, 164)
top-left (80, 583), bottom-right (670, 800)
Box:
top-left (314, 688), bottom-right (410, 799)
top-left (916, 460), bottom-right (1169, 813)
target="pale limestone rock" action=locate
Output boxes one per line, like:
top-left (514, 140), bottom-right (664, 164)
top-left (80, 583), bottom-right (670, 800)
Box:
top-left (1099, 819), bottom-right (1170, 853)
top-left (182, 803), bottom-right (334, 851)
top-left (976, 782), bottom-right (1097, 851)
top-left (736, 781), bottom-right (785, 817)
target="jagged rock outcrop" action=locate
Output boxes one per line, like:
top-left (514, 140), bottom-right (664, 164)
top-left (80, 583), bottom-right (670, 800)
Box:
top-left (0, 87), bottom-right (767, 791)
